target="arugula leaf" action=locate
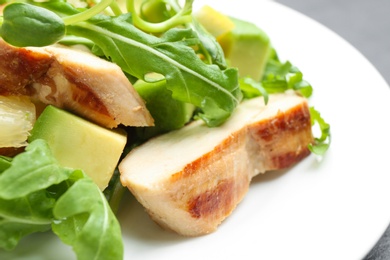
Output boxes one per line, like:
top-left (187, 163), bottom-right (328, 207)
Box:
top-left (239, 49), bottom-right (330, 156)
top-left (239, 48), bottom-right (312, 100)
top-left (0, 190), bottom-right (53, 250)
top-left (262, 59), bottom-right (313, 98)
top-left (239, 77), bottom-right (269, 102)
top-left (52, 172), bottom-right (123, 260)
top-left (65, 13), bottom-right (241, 126)
top-left (0, 140), bottom-right (63, 250)
top-left (137, 0), bottom-right (227, 68)
top-left (0, 156), bottom-right (11, 172)
top-left (12, 0), bottom-right (240, 126)
top-left (0, 140), bottom-right (123, 259)
top-left (190, 17), bottom-right (227, 68)
top-left (0, 140), bottom-right (73, 199)
top-left (308, 107), bottom-right (331, 156)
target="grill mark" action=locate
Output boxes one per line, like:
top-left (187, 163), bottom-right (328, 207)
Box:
top-left (0, 45), bottom-right (53, 96)
top-left (64, 67), bottom-right (110, 116)
top-left (187, 178), bottom-right (238, 219)
top-left (271, 149), bottom-right (311, 169)
top-left (255, 105), bottom-right (311, 142)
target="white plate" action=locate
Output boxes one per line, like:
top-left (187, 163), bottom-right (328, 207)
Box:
top-left (2, 0), bottom-right (390, 259)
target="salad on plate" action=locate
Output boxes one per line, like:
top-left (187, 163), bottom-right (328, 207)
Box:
top-left (0, 0), bottom-right (330, 259)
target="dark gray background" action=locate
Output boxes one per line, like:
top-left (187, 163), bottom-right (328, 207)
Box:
top-left (277, 0), bottom-right (390, 85)
top-left (275, 0), bottom-right (390, 259)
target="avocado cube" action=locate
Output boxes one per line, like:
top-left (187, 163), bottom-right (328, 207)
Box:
top-left (218, 17), bottom-right (272, 81)
top-left (29, 106), bottom-right (127, 190)
top-left (134, 79), bottom-right (195, 140)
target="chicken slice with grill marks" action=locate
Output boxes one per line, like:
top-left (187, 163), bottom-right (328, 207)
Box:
top-left (0, 39), bottom-right (154, 128)
top-left (119, 91), bottom-right (314, 236)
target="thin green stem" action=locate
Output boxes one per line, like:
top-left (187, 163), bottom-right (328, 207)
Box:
top-left (62, 0), bottom-right (114, 25)
top-left (126, 0), bottom-right (193, 33)
top-left (109, 1), bottom-right (123, 16)
top-left (164, 0), bottom-right (181, 13)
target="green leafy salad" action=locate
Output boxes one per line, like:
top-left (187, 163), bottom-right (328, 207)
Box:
top-left (0, 0), bottom-right (331, 259)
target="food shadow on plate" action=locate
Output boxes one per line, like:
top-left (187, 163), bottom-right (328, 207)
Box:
top-left (117, 190), bottom-right (189, 244)
top-left (251, 168), bottom-right (289, 185)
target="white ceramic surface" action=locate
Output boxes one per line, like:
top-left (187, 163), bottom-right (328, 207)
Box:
top-left (2, 1), bottom-right (390, 259)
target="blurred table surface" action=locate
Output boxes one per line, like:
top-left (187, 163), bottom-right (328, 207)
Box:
top-left (275, 0), bottom-right (390, 259)
top-left (276, 0), bottom-right (390, 85)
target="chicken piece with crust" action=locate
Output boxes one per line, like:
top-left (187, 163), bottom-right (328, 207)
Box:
top-left (119, 92), bottom-right (313, 236)
top-left (0, 39), bottom-right (154, 128)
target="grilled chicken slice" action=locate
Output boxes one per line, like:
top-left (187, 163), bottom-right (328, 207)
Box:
top-left (119, 92), bottom-right (314, 236)
top-left (0, 39), bottom-right (154, 128)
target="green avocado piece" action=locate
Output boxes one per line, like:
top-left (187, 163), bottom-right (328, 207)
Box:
top-left (28, 106), bottom-right (127, 190)
top-left (219, 17), bottom-right (271, 81)
top-left (134, 79), bottom-right (195, 140)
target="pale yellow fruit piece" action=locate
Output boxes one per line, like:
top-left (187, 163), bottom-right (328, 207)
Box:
top-left (0, 96), bottom-right (36, 148)
top-left (194, 5), bottom-right (235, 38)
